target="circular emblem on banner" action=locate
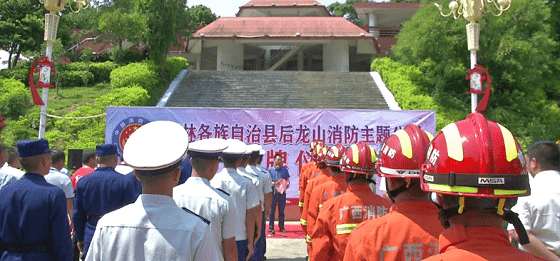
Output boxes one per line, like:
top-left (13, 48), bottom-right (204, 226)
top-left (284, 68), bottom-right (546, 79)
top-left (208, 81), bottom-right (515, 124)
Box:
top-left (112, 117), bottom-right (150, 154)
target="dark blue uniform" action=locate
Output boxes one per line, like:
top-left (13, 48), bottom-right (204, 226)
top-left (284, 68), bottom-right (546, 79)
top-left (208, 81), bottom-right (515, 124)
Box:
top-left (73, 167), bottom-right (135, 260)
top-left (0, 173), bottom-right (72, 261)
top-left (125, 172), bottom-right (142, 199)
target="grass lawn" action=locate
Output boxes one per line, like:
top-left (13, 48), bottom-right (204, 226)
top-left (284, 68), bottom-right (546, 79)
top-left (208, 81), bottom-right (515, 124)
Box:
top-left (36, 83), bottom-right (114, 115)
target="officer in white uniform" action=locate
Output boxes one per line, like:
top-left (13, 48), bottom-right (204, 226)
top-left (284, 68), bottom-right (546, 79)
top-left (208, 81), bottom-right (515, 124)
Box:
top-left (246, 144), bottom-right (273, 261)
top-left (210, 139), bottom-right (260, 261)
top-left (86, 121), bottom-right (221, 261)
top-left (173, 138), bottom-right (238, 261)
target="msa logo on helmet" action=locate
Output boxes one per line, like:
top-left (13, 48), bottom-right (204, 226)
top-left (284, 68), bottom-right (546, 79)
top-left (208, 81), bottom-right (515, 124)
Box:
top-left (478, 177), bottom-right (505, 185)
top-left (424, 175), bottom-right (434, 182)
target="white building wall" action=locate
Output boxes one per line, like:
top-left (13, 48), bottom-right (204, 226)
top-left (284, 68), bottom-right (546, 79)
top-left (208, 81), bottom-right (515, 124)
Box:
top-left (217, 41), bottom-right (243, 71)
top-left (323, 40), bottom-right (349, 72)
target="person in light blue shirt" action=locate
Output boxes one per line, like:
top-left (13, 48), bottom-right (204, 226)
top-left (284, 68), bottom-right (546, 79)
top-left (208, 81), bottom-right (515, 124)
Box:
top-left (267, 153), bottom-right (290, 233)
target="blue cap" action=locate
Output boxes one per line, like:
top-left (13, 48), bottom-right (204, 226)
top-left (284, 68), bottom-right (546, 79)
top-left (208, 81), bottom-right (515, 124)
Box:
top-left (17, 139), bottom-right (52, 158)
top-left (97, 144), bottom-right (118, 157)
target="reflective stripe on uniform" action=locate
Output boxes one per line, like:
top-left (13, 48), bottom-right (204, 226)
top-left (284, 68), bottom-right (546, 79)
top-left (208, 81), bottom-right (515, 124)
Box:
top-left (300, 218), bottom-right (307, 225)
top-left (306, 235), bottom-right (312, 243)
top-left (299, 201), bottom-right (304, 207)
top-left (319, 204), bottom-right (322, 210)
top-left (336, 223), bottom-right (359, 234)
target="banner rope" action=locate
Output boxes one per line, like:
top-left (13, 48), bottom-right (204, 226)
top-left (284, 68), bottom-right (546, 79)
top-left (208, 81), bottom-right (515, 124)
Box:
top-left (45, 113), bottom-right (107, 120)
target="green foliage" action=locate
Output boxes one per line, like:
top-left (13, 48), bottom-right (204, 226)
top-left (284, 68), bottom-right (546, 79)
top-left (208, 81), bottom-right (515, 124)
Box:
top-left (0, 112), bottom-right (39, 146)
top-left (110, 47), bottom-right (145, 65)
top-left (184, 5), bottom-right (218, 28)
top-left (45, 129), bottom-right (72, 151)
top-left (0, 68), bottom-right (29, 83)
top-left (0, 0), bottom-right (44, 69)
top-left (136, 0), bottom-right (185, 72)
top-left (88, 61), bottom-right (119, 83)
top-left (98, 8), bottom-right (146, 48)
top-left (80, 47), bottom-right (94, 62)
top-left (0, 78), bottom-right (31, 118)
top-left (110, 61), bottom-right (158, 90)
top-left (164, 57), bottom-right (189, 80)
top-left (95, 84), bottom-right (149, 107)
top-left (372, 58), bottom-right (467, 131)
top-left (327, 0), bottom-right (368, 25)
top-left (57, 70), bottom-right (94, 87)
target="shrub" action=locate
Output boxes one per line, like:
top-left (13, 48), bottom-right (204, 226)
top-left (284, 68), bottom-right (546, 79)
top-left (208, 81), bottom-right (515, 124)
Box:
top-left (0, 78), bottom-right (31, 118)
top-left (0, 68), bottom-right (29, 84)
top-left (110, 61), bottom-right (158, 91)
top-left (89, 61), bottom-right (119, 83)
top-left (164, 57), bottom-right (189, 81)
top-left (45, 129), bottom-right (72, 151)
top-left (111, 47), bottom-right (145, 65)
top-left (95, 84), bottom-right (149, 107)
top-left (57, 70), bottom-right (94, 87)
top-left (80, 47), bottom-right (95, 62)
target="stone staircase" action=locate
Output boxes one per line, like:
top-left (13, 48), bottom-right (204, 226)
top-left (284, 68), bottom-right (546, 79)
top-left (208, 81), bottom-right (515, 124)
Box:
top-left (163, 70), bottom-right (390, 110)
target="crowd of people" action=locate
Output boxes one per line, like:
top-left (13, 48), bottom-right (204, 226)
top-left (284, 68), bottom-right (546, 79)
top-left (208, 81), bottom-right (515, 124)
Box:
top-left (0, 112), bottom-right (558, 261)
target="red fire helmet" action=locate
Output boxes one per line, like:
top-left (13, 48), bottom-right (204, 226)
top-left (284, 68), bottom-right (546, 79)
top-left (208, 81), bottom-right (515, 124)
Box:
top-left (340, 142), bottom-right (377, 175)
top-left (326, 144), bottom-right (345, 167)
top-left (377, 124), bottom-right (434, 178)
top-left (421, 113), bottom-right (530, 198)
top-left (315, 143), bottom-right (328, 163)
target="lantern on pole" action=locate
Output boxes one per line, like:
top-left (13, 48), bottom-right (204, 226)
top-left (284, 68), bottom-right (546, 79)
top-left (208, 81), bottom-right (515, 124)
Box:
top-left (36, 0), bottom-right (89, 139)
top-left (434, 0), bottom-right (511, 113)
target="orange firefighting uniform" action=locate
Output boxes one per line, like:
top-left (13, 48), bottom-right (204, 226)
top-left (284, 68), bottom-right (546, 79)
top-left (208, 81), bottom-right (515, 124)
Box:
top-left (423, 225), bottom-right (547, 261)
top-left (344, 201), bottom-right (444, 261)
top-left (301, 168), bottom-right (330, 238)
top-left (305, 175), bottom-right (348, 254)
top-left (310, 184), bottom-right (391, 261)
top-left (299, 162), bottom-right (318, 211)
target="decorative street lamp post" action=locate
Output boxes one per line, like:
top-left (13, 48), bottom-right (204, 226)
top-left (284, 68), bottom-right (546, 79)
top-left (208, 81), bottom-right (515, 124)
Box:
top-left (37, 0), bottom-right (88, 138)
top-left (434, 0), bottom-right (511, 113)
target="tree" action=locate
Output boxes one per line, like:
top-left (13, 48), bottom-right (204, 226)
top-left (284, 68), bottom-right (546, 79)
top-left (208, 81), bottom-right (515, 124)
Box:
top-left (136, 0), bottom-right (185, 73)
top-left (98, 8), bottom-right (146, 48)
top-left (184, 5), bottom-right (217, 28)
top-left (0, 0), bottom-right (44, 69)
top-left (327, 0), bottom-right (367, 25)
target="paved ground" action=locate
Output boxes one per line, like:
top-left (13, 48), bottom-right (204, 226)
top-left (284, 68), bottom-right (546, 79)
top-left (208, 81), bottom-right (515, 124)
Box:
top-left (264, 221), bottom-right (307, 261)
top-left (265, 238), bottom-right (307, 261)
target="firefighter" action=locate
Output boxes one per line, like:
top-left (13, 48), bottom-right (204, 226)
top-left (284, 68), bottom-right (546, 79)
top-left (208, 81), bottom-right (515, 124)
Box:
top-left (305, 144), bottom-right (348, 255)
top-left (344, 124), bottom-right (444, 261)
top-left (301, 143), bottom-right (330, 245)
top-left (421, 113), bottom-right (546, 261)
top-left (310, 142), bottom-right (391, 261)
top-left (299, 141), bottom-right (322, 213)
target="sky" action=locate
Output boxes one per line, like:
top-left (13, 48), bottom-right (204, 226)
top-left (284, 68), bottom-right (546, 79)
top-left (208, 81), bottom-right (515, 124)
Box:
top-left (186, 0), bottom-right (389, 18)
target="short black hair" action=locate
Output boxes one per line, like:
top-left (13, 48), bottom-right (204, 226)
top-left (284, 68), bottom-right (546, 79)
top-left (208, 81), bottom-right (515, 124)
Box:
top-left (274, 153), bottom-right (283, 159)
top-left (527, 140), bottom-right (560, 170)
top-left (82, 150), bottom-right (97, 164)
top-left (51, 150), bottom-right (66, 164)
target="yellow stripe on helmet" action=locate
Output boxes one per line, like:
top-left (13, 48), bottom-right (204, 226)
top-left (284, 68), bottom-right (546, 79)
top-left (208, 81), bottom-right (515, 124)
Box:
top-left (395, 129), bottom-right (413, 159)
top-left (442, 123), bottom-right (464, 162)
top-left (370, 145), bottom-right (376, 162)
top-left (427, 183), bottom-right (477, 193)
top-left (351, 144), bottom-right (359, 164)
top-left (498, 123), bottom-right (517, 162)
top-left (424, 130), bottom-right (434, 141)
top-left (494, 189), bottom-right (528, 196)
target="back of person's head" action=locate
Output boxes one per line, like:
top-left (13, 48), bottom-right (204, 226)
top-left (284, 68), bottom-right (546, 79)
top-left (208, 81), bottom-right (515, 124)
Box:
top-left (17, 139), bottom-right (52, 173)
top-left (82, 150), bottom-right (97, 165)
top-left (527, 140), bottom-right (560, 171)
top-left (51, 150), bottom-right (66, 165)
top-left (420, 113), bottom-right (530, 245)
top-left (6, 148), bottom-right (19, 165)
top-left (340, 142), bottom-right (377, 184)
top-left (0, 142), bottom-right (6, 165)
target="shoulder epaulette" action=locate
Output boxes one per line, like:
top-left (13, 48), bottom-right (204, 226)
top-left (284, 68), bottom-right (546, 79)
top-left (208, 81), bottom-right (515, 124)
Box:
top-left (182, 207), bottom-right (210, 225)
top-left (216, 188), bottom-right (230, 196)
top-left (241, 175), bottom-right (253, 181)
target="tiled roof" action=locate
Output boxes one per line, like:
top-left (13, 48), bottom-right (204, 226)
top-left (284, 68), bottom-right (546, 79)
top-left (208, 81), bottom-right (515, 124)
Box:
top-left (194, 17), bottom-right (375, 39)
top-left (242, 0), bottom-right (323, 7)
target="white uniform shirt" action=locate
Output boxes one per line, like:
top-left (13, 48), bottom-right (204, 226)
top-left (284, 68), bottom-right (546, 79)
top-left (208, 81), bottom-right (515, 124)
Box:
top-left (114, 164), bottom-right (134, 175)
top-left (511, 170), bottom-right (560, 255)
top-left (45, 168), bottom-right (74, 198)
top-left (246, 165), bottom-right (273, 211)
top-left (237, 167), bottom-right (264, 208)
top-left (210, 167), bottom-right (260, 241)
top-left (173, 177), bottom-right (236, 255)
top-left (1, 163), bottom-right (25, 179)
top-left (0, 169), bottom-right (17, 190)
top-left (86, 194), bottom-right (221, 261)
top-left (256, 165), bottom-right (272, 185)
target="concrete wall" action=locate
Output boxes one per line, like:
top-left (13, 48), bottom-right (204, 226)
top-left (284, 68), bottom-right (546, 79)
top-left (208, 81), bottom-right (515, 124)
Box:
top-left (217, 41), bottom-right (244, 71)
top-left (323, 40), bottom-right (349, 72)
